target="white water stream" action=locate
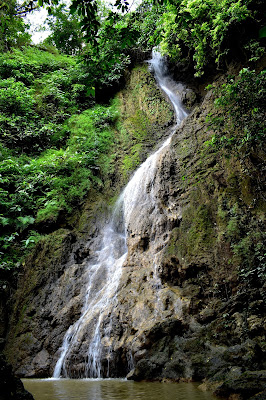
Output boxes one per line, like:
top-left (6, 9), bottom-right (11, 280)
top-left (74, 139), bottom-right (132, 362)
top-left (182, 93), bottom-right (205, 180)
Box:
top-left (53, 51), bottom-right (187, 378)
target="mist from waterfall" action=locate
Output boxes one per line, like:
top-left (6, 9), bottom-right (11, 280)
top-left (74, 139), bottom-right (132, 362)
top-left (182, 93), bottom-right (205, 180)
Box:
top-left (53, 50), bottom-right (187, 379)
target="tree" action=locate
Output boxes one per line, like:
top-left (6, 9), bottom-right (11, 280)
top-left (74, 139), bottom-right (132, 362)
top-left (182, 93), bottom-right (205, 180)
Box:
top-left (44, 3), bottom-right (84, 55)
top-left (16, 0), bottom-right (130, 42)
top-left (0, 0), bottom-right (31, 51)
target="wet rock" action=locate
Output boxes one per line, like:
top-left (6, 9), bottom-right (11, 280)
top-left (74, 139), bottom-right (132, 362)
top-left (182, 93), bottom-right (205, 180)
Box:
top-left (162, 354), bottom-right (186, 380)
top-left (249, 390), bottom-right (266, 400)
top-left (126, 369), bottom-right (136, 380)
top-left (132, 349), bottom-right (146, 362)
top-left (0, 354), bottom-right (34, 400)
top-left (128, 359), bottom-right (159, 381)
top-left (198, 307), bottom-right (217, 324)
top-left (214, 370), bottom-right (266, 399)
top-left (31, 349), bottom-right (50, 377)
top-left (180, 88), bottom-right (198, 109)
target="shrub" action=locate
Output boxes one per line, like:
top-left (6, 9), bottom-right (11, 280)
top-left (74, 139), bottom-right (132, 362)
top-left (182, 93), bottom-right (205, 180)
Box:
top-left (158, 0), bottom-right (265, 76)
top-left (206, 68), bottom-right (266, 156)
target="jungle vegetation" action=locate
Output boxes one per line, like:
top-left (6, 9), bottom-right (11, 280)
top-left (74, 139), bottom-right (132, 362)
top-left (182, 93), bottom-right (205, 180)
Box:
top-left (0, 0), bottom-right (265, 273)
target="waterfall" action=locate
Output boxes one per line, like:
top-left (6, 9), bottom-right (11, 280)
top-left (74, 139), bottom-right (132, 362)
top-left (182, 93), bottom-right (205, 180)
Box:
top-left (148, 50), bottom-right (187, 125)
top-left (53, 199), bottom-right (127, 378)
top-left (53, 50), bottom-right (187, 379)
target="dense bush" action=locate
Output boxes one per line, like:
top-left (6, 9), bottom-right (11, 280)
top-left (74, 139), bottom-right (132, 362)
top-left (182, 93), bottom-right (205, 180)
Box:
top-left (0, 45), bottom-right (119, 271)
top-left (0, 46), bottom-right (75, 82)
top-left (0, 47), bottom-right (94, 155)
top-left (206, 68), bottom-right (266, 156)
top-left (138, 0), bottom-right (265, 77)
top-left (0, 102), bottom-right (118, 270)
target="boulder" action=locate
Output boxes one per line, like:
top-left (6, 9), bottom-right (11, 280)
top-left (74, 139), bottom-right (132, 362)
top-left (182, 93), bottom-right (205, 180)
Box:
top-left (214, 370), bottom-right (266, 399)
top-left (0, 354), bottom-right (34, 400)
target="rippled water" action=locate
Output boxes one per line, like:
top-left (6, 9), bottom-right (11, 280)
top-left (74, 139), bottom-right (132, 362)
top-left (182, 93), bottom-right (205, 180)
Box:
top-left (23, 379), bottom-right (216, 400)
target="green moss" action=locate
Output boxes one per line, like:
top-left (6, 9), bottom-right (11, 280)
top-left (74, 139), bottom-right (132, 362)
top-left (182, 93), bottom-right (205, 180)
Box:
top-left (181, 204), bottom-right (214, 255)
top-left (115, 64), bottom-right (173, 178)
top-left (167, 186), bottom-right (216, 262)
top-left (165, 228), bottom-right (179, 257)
top-left (122, 143), bottom-right (142, 177)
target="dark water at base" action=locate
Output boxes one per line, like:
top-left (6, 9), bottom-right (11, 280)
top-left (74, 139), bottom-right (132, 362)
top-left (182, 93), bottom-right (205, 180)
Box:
top-left (23, 379), bottom-right (216, 400)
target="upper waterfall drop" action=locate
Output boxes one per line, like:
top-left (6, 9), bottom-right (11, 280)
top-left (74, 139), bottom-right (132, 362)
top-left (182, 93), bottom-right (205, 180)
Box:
top-left (148, 50), bottom-right (188, 125)
top-left (122, 51), bottom-right (187, 232)
top-left (53, 51), bottom-right (188, 379)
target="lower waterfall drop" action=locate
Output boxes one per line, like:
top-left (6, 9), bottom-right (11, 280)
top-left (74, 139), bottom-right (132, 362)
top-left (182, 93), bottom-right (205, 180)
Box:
top-left (53, 50), bottom-right (188, 378)
top-left (53, 198), bottom-right (127, 378)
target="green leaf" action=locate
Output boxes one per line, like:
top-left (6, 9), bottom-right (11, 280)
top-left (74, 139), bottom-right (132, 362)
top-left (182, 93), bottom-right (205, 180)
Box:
top-left (259, 26), bottom-right (266, 38)
top-left (17, 216), bottom-right (35, 227)
top-left (86, 87), bottom-right (95, 97)
top-left (0, 216), bottom-right (9, 226)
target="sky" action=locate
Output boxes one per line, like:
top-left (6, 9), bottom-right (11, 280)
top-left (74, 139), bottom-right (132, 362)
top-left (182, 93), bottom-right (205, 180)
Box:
top-left (25, 8), bottom-right (50, 44)
top-left (24, 0), bottom-right (141, 44)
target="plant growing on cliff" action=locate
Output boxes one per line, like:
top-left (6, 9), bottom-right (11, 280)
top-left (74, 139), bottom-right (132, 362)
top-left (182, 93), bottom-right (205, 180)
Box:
top-left (158, 0), bottom-right (265, 76)
top-left (206, 68), bottom-right (266, 156)
top-left (0, 101), bottom-right (117, 270)
top-left (235, 231), bottom-right (266, 284)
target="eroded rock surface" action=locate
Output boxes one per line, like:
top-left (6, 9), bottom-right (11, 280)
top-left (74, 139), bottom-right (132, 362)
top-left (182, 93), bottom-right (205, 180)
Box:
top-left (3, 62), bottom-right (266, 400)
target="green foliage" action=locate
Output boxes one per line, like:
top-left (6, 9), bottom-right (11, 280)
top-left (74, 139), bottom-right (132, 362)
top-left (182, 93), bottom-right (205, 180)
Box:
top-left (0, 78), bottom-right (40, 151)
top-left (129, 1), bottom-right (167, 51)
top-left (220, 201), bottom-right (266, 285)
top-left (0, 101), bottom-right (117, 269)
top-left (21, 230), bottom-right (43, 249)
top-left (206, 68), bottom-right (266, 156)
top-left (0, 47), bottom-right (94, 154)
top-left (0, 43), bottom-right (120, 271)
top-left (0, 46), bottom-right (75, 83)
top-left (234, 231), bottom-right (266, 283)
top-left (0, 0), bottom-right (31, 52)
top-left (0, 78), bottom-right (35, 114)
top-left (157, 0), bottom-right (265, 76)
top-left (44, 3), bottom-right (84, 55)
top-left (16, 0), bottom-right (130, 44)
top-left (83, 14), bottom-right (137, 89)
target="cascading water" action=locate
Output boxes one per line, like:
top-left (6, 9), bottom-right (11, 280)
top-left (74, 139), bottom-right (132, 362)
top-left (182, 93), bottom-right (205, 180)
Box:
top-left (53, 50), bottom-right (187, 379)
top-left (148, 51), bottom-right (187, 125)
top-left (53, 199), bottom-right (127, 378)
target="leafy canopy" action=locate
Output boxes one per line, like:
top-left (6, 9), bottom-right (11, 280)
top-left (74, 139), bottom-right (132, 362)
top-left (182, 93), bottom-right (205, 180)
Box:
top-left (158, 0), bottom-right (265, 76)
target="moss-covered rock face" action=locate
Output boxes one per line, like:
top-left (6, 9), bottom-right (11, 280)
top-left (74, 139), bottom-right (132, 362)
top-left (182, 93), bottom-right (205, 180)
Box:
top-left (3, 59), bottom-right (265, 400)
top-left (3, 63), bottom-right (175, 377)
top-left (125, 79), bottom-right (265, 392)
top-left (114, 64), bottom-right (174, 182)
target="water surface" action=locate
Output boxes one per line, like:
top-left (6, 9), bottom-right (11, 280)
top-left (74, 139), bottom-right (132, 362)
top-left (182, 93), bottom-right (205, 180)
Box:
top-left (23, 379), bottom-right (216, 400)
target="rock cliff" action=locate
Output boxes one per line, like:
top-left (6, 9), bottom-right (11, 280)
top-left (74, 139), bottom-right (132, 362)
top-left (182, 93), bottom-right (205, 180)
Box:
top-left (3, 61), bottom-right (266, 399)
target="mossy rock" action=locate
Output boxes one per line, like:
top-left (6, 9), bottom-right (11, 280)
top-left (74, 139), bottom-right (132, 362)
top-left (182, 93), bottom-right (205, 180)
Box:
top-left (214, 370), bottom-right (266, 398)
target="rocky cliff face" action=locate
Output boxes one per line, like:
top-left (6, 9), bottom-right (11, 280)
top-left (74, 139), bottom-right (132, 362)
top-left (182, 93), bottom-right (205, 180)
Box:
top-left (121, 87), bottom-right (266, 399)
top-left (3, 63), bottom-right (175, 378)
top-left (3, 62), bottom-right (266, 399)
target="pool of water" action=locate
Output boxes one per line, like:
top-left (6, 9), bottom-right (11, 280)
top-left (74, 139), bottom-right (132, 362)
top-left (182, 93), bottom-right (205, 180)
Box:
top-left (22, 379), bottom-right (216, 400)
